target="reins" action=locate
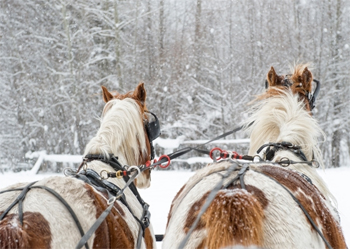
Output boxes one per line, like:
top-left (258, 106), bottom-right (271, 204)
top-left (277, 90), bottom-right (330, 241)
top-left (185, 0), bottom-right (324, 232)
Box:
top-left (96, 124), bottom-right (249, 179)
top-left (145, 123), bottom-right (251, 171)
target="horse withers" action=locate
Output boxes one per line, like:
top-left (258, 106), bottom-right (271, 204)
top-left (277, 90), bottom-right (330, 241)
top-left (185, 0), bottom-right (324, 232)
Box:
top-left (0, 83), bottom-right (158, 248)
top-left (162, 65), bottom-right (347, 249)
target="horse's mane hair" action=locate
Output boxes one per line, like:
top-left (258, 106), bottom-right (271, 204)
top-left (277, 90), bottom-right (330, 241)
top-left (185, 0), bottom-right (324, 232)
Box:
top-left (290, 63), bottom-right (311, 81)
top-left (244, 89), bottom-right (338, 205)
top-left (84, 98), bottom-right (148, 166)
top-left (246, 89), bottom-right (324, 164)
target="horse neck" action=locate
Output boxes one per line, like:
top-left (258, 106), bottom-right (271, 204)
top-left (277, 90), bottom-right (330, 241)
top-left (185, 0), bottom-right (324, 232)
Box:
top-left (84, 99), bottom-right (148, 167)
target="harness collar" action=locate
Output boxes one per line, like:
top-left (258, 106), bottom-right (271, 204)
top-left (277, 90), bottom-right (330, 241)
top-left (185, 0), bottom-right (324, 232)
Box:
top-left (257, 141), bottom-right (308, 162)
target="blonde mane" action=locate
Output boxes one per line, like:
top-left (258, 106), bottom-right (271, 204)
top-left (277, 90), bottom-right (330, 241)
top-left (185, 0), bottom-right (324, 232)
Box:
top-left (247, 89), bottom-right (323, 162)
top-left (245, 89), bottom-right (337, 206)
top-left (84, 98), bottom-right (148, 167)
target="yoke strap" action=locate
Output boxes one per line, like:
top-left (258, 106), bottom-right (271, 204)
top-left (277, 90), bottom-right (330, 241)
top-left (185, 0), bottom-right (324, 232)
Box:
top-left (0, 181), bottom-right (37, 224)
top-left (222, 164), bottom-right (249, 189)
top-left (0, 182), bottom-right (89, 249)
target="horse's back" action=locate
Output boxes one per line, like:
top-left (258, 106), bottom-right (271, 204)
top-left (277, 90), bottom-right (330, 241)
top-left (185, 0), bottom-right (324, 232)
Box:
top-left (0, 176), bottom-right (155, 249)
top-left (0, 176), bottom-right (97, 248)
top-left (163, 161), bottom-right (345, 249)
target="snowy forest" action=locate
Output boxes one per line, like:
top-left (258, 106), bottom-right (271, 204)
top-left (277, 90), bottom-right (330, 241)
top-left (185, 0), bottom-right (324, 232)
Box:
top-left (0, 0), bottom-right (349, 170)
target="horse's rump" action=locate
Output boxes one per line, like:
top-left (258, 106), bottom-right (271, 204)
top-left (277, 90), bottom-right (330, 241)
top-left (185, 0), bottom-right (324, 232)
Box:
top-left (0, 211), bottom-right (51, 249)
top-left (163, 161), bottom-right (346, 249)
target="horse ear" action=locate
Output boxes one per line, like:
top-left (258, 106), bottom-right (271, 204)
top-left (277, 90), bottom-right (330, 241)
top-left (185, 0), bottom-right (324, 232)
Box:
top-left (134, 82), bottom-right (146, 104)
top-left (267, 67), bottom-right (278, 87)
top-left (301, 67), bottom-right (313, 92)
top-left (101, 86), bottom-right (114, 103)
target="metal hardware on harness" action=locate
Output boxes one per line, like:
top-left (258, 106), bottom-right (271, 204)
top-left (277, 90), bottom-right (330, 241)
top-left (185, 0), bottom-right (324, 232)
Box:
top-left (100, 170), bottom-right (126, 179)
top-left (100, 170), bottom-right (109, 179)
top-left (157, 155), bottom-right (171, 168)
top-left (64, 167), bottom-right (77, 177)
top-left (209, 147), bottom-right (223, 161)
top-left (116, 170), bottom-right (124, 179)
top-left (82, 162), bottom-right (88, 171)
top-left (279, 157), bottom-right (291, 167)
top-left (253, 155), bottom-right (263, 162)
top-left (210, 148), bottom-right (255, 162)
top-left (311, 159), bottom-right (320, 168)
top-left (257, 142), bottom-right (309, 162)
top-left (127, 166), bottom-right (141, 174)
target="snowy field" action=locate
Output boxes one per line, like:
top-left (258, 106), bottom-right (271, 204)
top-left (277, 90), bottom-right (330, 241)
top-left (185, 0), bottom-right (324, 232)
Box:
top-left (0, 167), bottom-right (349, 246)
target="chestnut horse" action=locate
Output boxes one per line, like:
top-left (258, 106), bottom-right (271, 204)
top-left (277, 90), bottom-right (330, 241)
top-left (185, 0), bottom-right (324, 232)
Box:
top-left (0, 83), bottom-right (157, 248)
top-left (163, 65), bottom-right (347, 249)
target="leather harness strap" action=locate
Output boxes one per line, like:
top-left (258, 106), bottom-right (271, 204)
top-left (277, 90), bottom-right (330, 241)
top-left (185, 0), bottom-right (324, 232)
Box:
top-left (252, 169), bottom-right (333, 249)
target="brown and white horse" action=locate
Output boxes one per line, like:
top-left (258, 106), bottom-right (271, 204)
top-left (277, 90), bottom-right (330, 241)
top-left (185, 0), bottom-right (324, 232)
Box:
top-left (162, 65), bottom-right (347, 249)
top-left (0, 83), bottom-right (157, 248)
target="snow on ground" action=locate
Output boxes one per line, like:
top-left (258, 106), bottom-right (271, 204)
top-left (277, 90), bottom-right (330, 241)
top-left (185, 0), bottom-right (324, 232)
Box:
top-left (0, 167), bottom-right (349, 246)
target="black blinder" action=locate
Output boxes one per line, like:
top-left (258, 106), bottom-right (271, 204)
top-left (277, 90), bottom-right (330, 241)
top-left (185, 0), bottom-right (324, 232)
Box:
top-left (264, 76), bottom-right (321, 111)
top-left (145, 111), bottom-right (161, 142)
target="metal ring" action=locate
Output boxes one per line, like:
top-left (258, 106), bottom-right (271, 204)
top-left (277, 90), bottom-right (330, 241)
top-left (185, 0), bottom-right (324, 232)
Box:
top-left (63, 167), bottom-right (75, 177)
top-left (82, 162), bottom-right (88, 171)
top-left (158, 155), bottom-right (171, 168)
top-left (107, 196), bottom-right (117, 205)
top-left (116, 170), bottom-right (123, 179)
top-left (311, 159), bottom-right (320, 168)
top-left (209, 147), bottom-right (223, 161)
top-left (279, 157), bottom-right (291, 167)
top-left (253, 155), bottom-right (262, 162)
top-left (100, 170), bottom-right (109, 179)
top-left (128, 166), bottom-right (141, 175)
